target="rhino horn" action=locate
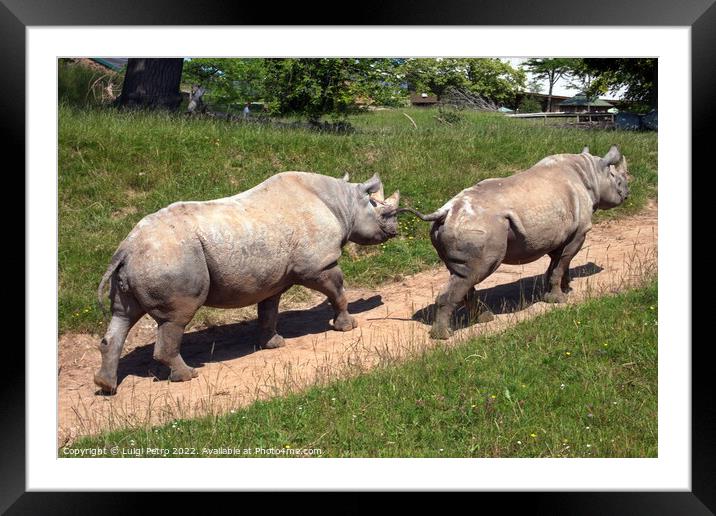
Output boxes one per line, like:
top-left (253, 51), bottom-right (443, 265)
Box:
top-left (342, 172), bottom-right (350, 182)
top-left (581, 146), bottom-right (590, 154)
top-left (360, 173), bottom-right (382, 196)
top-left (371, 183), bottom-right (385, 202)
top-left (601, 145), bottom-right (622, 167)
top-left (384, 190), bottom-right (400, 208)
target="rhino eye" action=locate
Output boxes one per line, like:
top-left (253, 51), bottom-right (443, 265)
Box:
top-left (369, 199), bottom-right (378, 208)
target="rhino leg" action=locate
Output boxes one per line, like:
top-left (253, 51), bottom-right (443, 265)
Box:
top-left (301, 265), bottom-right (357, 332)
top-left (94, 288), bottom-right (145, 394)
top-left (561, 270), bottom-right (572, 293)
top-left (153, 320), bottom-right (199, 382)
top-left (257, 293), bottom-right (285, 349)
top-left (543, 233), bottom-right (587, 303)
top-left (431, 228), bottom-right (506, 339)
top-left (464, 287), bottom-right (495, 323)
top-left (430, 274), bottom-right (475, 340)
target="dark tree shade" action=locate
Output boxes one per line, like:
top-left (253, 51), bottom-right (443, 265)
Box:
top-left (582, 58), bottom-right (657, 111)
top-left (118, 58), bottom-right (184, 110)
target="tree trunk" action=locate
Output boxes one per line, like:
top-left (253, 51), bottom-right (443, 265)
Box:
top-left (118, 58), bottom-right (184, 110)
top-left (546, 71), bottom-right (555, 112)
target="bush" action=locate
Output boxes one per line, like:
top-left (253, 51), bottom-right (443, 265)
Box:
top-left (436, 106), bottom-right (466, 124)
top-left (518, 95), bottom-right (542, 114)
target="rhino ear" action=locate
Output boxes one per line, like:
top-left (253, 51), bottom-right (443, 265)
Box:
top-left (342, 172), bottom-right (350, 182)
top-left (581, 146), bottom-right (590, 154)
top-left (600, 145), bottom-right (621, 168)
top-left (360, 173), bottom-right (382, 196)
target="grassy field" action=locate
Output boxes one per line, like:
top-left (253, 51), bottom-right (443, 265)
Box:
top-left (64, 278), bottom-right (657, 458)
top-left (59, 104), bottom-right (657, 333)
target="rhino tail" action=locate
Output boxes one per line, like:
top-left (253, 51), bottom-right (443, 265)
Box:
top-left (396, 207), bottom-right (448, 223)
top-left (97, 249), bottom-right (127, 321)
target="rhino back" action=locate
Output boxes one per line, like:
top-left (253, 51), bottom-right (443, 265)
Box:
top-left (436, 155), bottom-right (597, 265)
top-left (120, 172), bottom-right (347, 309)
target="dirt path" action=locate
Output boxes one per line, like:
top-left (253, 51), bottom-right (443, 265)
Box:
top-left (58, 202), bottom-right (657, 446)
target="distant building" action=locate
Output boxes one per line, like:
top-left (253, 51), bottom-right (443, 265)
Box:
top-left (557, 92), bottom-right (614, 113)
top-left (410, 92), bottom-right (439, 107)
top-left (513, 91), bottom-right (622, 113)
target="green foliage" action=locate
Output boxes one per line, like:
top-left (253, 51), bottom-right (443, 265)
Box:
top-left (524, 58), bottom-right (579, 85)
top-left (179, 58), bottom-right (525, 118)
top-left (436, 106), bottom-right (466, 124)
top-left (527, 76), bottom-right (543, 93)
top-left (58, 59), bottom-right (123, 108)
top-left (400, 58), bottom-right (470, 96)
top-left (262, 59), bottom-right (389, 120)
top-left (518, 95), bottom-right (542, 113)
top-left (399, 58), bottom-right (525, 105)
top-left (581, 59), bottom-right (657, 112)
top-left (67, 279), bottom-right (657, 458)
top-left (464, 59), bottom-right (526, 106)
top-left (182, 58), bottom-right (266, 109)
top-left (524, 58), bottom-right (580, 110)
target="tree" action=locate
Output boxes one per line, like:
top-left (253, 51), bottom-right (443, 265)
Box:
top-left (563, 59), bottom-right (597, 93)
top-left (463, 59), bottom-right (525, 106)
top-left (182, 58), bottom-right (267, 109)
top-left (524, 58), bottom-right (578, 112)
top-left (399, 58), bottom-right (470, 97)
top-left (263, 58), bottom-right (404, 120)
top-left (399, 58), bottom-right (525, 105)
top-left (356, 58), bottom-right (407, 108)
top-left (518, 95), bottom-right (542, 113)
top-left (580, 58), bottom-right (657, 112)
top-left (527, 76), bottom-right (543, 93)
top-left (118, 58), bottom-right (184, 110)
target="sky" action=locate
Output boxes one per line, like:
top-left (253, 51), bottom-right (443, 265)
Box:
top-left (504, 58), bottom-right (624, 100)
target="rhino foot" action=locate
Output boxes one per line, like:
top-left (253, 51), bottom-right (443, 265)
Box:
top-left (429, 325), bottom-right (452, 340)
top-left (169, 366), bottom-right (198, 382)
top-left (333, 314), bottom-right (357, 332)
top-left (260, 334), bottom-right (286, 349)
top-left (543, 291), bottom-right (567, 304)
top-left (93, 372), bottom-right (117, 394)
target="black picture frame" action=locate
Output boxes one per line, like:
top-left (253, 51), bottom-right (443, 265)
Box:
top-left (8, 0), bottom-right (709, 512)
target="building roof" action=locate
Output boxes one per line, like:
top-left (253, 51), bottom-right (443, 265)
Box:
top-left (90, 58), bottom-right (128, 72)
top-left (410, 92), bottom-right (438, 104)
top-left (521, 92), bottom-right (571, 102)
top-left (558, 92), bottom-right (613, 107)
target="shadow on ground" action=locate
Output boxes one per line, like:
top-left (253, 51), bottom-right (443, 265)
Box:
top-left (109, 295), bottom-right (383, 389)
top-left (412, 262), bottom-right (603, 330)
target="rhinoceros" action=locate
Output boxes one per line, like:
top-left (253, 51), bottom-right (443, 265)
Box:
top-left (94, 172), bottom-right (400, 393)
top-left (399, 145), bottom-right (630, 339)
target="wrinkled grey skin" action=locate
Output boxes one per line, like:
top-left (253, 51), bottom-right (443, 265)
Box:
top-left (95, 172), bottom-right (400, 393)
top-left (399, 145), bottom-right (630, 339)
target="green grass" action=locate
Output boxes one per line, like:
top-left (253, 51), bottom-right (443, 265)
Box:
top-left (58, 60), bottom-right (122, 108)
top-left (59, 104), bottom-right (657, 333)
top-left (64, 279), bottom-right (657, 458)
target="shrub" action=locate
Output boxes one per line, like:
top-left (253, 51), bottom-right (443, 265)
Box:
top-left (518, 95), bottom-right (542, 113)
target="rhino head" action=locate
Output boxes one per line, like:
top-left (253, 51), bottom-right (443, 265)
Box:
top-left (348, 173), bottom-right (400, 245)
top-left (595, 145), bottom-right (630, 209)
